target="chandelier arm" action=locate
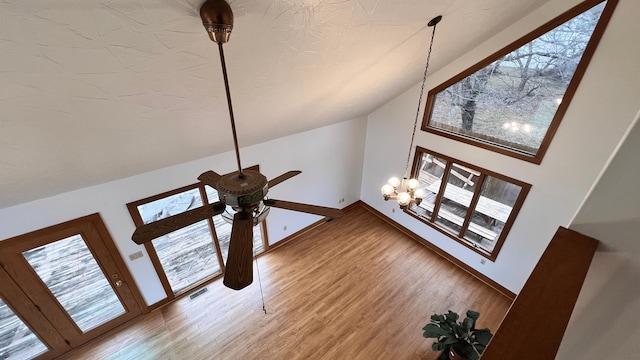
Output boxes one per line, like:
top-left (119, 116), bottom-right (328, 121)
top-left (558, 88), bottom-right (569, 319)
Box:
top-left (218, 42), bottom-right (244, 179)
top-left (403, 17), bottom-right (440, 178)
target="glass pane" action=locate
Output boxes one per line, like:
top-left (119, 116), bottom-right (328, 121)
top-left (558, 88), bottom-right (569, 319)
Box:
top-left (22, 235), bottom-right (126, 333)
top-left (137, 188), bottom-right (220, 294)
top-left (408, 153), bottom-right (448, 219)
top-left (151, 221), bottom-right (220, 293)
top-left (0, 298), bottom-right (48, 360)
top-left (137, 188), bottom-right (203, 224)
top-left (427, 2), bottom-right (605, 156)
top-left (253, 226), bottom-right (264, 254)
top-left (434, 163), bottom-right (480, 235)
top-left (464, 176), bottom-right (522, 253)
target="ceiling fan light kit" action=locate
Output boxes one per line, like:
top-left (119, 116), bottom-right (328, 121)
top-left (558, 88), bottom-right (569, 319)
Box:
top-left (381, 15), bottom-right (442, 210)
top-left (130, 0), bottom-right (344, 291)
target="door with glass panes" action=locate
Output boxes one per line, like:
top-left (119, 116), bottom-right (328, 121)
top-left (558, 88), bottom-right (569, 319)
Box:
top-left (0, 214), bottom-right (142, 358)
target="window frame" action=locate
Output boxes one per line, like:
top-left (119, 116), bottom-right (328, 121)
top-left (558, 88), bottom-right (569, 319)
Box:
top-left (127, 183), bottom-right (221, 300)
top-left (421, 0), bottom-right (618, 164)
top-left (405, 147), bottom-right (531, 260)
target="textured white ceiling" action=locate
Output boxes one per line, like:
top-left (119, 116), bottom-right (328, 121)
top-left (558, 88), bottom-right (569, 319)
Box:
top-left (0, 0), bottom-right (551, 208)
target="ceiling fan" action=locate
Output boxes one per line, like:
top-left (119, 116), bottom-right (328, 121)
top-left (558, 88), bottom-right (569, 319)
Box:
top-left (131, 0), bottom-right (344, 291)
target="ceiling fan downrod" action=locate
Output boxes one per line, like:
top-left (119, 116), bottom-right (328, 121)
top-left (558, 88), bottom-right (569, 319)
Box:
top-left (200, 0), bottom-right (245, 179)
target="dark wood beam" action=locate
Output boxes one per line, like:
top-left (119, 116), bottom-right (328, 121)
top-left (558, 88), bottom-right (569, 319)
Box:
top-left (482, 226), bottom-right (598, 359)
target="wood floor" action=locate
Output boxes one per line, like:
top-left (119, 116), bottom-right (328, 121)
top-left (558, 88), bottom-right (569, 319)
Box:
top-left (59, 204), bottom-right (512, 360)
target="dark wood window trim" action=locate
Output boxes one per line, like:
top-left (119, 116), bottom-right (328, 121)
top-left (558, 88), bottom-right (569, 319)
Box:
top-left (421, 0), bottom-right (618, 164)
top-left (405, 147), bottom-right (531, 261)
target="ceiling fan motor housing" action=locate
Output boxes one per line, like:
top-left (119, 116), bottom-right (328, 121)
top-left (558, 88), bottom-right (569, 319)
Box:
top-left (216, 170), bottom-right (268, 208)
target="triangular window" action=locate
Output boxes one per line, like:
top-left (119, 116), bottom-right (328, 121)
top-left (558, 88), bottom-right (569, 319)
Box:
top-left (423, 0), bottom-right (617, 163)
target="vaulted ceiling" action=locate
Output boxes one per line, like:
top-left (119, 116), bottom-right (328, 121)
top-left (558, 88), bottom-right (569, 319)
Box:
top-left (0, 0), bottom-right (552, 208)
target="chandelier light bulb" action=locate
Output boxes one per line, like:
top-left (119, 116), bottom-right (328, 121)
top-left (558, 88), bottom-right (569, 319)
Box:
top-left (397, 192), bottom-right (412, 206)
top-left (388, 177), bottom-right (401, 188)
top-left (381, 184), bottom-right (395, 196)
top-left (407, 178), bottom-right (420, 191)
top-left (414, 188), bottom-right (426, 199)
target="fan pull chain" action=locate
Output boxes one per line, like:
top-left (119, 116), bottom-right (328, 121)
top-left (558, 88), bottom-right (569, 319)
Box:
top-left (255, 256), bottom-right (267, 314)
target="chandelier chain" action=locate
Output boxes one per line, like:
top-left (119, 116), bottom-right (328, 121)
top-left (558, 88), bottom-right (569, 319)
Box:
top-left (404, 19), bottom-right (439, 178)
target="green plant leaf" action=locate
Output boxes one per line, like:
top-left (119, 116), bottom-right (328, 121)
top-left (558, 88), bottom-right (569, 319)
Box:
top-left (443, 337), bottom-right (459, 346)
top-left (462, 317), bottom-right (473, 332)
top-left (433, 340), bottom-right (446, 351)
top-left (431, 314), bottom-right (446, 322)
top-left (473, 328), bottom-right (493, 346)
top-left (441, 322), bottom-right (451, 333)
top-left (423, 324), bottom-right (448, 339)
top-left (466, 310), bottom-right (480, 321)
top-left (445, 310), bottom-right (459, 322)
top-left (451, 322), bottom-right (463, 337)
top-left (466, 310), bottom-right (479, 329)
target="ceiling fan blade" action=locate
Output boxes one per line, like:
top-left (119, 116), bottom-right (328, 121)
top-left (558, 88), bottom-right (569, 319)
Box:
top-left (268, 170), bottom-right (301, 189)
top-left (132, 202), bottom-right (226, 245)
top-left (197, 170), bottom-right (222, 190)
top-left (263, 199), bottom-right (344, 219)
top-left (223, 210), bottom-right (254, 290)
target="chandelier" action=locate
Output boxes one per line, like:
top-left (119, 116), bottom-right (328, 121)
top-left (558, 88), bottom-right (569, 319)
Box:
top-left (381, 15), bottom-right (442, 209)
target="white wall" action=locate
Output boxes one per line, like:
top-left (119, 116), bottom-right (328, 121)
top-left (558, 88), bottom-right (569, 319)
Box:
top-left (361, 0), bottom-right (640, 294)
top-left (558, 108), bottom-right (640, 359)
top-left (0, 117), bottom-right (366, 306)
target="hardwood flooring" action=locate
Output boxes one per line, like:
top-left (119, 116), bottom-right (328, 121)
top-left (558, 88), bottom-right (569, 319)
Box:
top-left (59, 204), bottom-right (512, 360)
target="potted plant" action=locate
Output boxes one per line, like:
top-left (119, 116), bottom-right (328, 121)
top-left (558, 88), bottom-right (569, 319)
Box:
top-left (422, 310), bottom-right (493, 360)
